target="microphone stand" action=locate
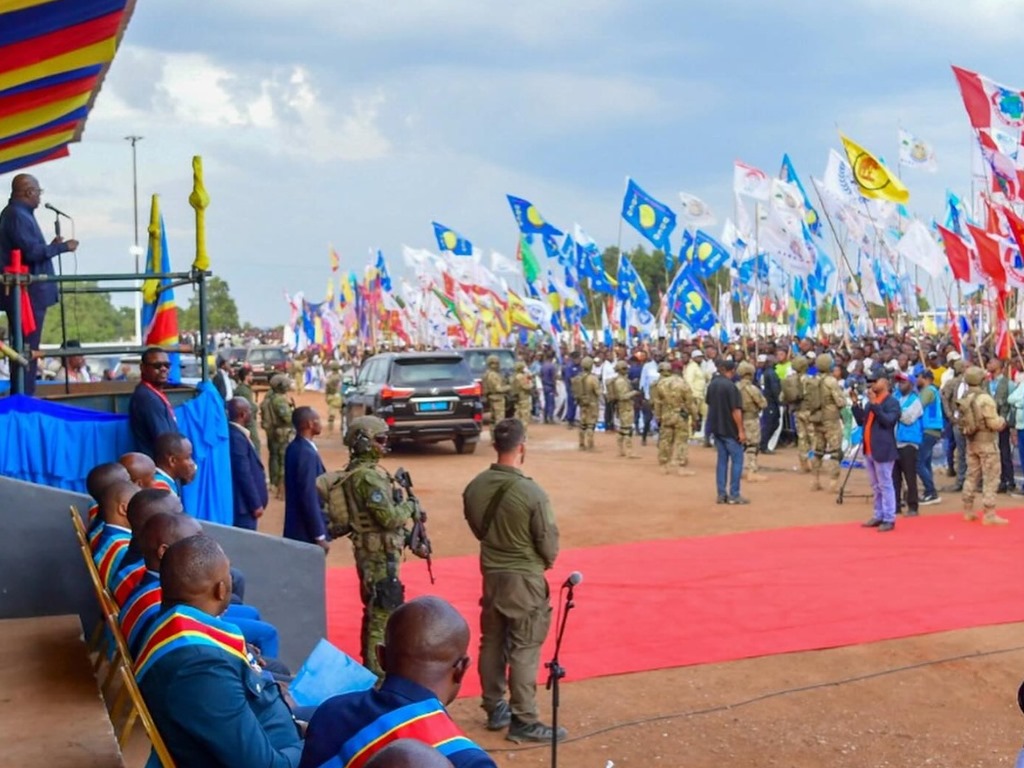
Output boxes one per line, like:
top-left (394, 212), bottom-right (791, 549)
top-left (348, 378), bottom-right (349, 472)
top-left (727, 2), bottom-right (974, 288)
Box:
top-left (544, 580), bottom-right (576, 768)
top-left (53, 211), bottom-right (69, 395)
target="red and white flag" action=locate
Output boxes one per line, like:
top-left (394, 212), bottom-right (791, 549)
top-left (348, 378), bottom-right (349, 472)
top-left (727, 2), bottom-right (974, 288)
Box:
top-left (953, 65), bottom-right (1024, 136)
top-left (733, 160), bottom-right (771, 201)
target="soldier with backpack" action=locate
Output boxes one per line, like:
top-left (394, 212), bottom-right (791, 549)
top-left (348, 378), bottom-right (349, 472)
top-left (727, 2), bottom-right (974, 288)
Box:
top-left (807, 353), bottom-right (847, 492)
top-left (781, 355), bottom-right (812, 472)
top-left (260, 374), bottom-right (294, 500)
top-left (571, 357), bottom-right (601, 451)
top-left (957, 366), bottom-right (1010, 526)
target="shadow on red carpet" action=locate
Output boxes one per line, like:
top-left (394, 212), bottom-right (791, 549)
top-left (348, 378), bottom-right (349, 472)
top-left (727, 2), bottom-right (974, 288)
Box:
top-left (325, 511), bottom-right (1024, 697)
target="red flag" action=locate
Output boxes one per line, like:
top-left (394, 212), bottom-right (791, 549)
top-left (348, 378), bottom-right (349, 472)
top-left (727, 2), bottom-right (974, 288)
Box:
top-left (967, 223), bottom-right (1006, 291)
top-left (996, 295), bottom-right (1012, 360)
top-left (948, 307), bottom-right (962, 354)
top-left (937, 225), bottom-right (972, 282)
top-left (952, 66), bottom-right (1024, 132)
top-left (1003, 205), bottom-right (1024, 254)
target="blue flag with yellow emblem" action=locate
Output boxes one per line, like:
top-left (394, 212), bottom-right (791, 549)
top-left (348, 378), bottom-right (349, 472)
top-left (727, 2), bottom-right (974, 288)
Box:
top-left (578, 241), bottom-right (615, 295)
top-left (432, 222), bottom-right (473, 255)
top-left (621, 178), bottom-right (676, 254)
top-left (666, 263), bottom-right (716, 331)
top-left (507, 195), bottom-right (563, 236)
top-left (779, 154), bottom-right (822, 236)
top-left (616, 254), bottom-right (651, 311)
top-left (690, 230), bottom-right (731, 279)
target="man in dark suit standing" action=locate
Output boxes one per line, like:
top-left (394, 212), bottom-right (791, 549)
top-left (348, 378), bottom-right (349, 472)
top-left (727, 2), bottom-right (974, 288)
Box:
top-left (129, 346), bottom-right (178, 458)
top-left (228, 398), bottom-right (268, 530)
top-left (213, 355), bottom-right (235, 402)
top-left (283, 406), bottom-right (329, 553)
top-left (0, 174), bottom-right (79, 394)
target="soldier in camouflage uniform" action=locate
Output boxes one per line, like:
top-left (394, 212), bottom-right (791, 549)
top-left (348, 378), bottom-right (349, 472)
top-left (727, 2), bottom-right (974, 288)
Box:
top-left (324, 360), bottom-right (344, 434)
top-left (609, 360), bottom-right (640, 458)
top-left (290, 354), bottom-right (306, 393)
top-left (573, 357), bottom-right (600, 451)
top-left (737, 362), bottom-right (768, 482)
top-left (653, 361), bottom-right (696, 475)
top-left (789, 356), bottom-right (813, 473)
top-left (940, 359), bottom-right (967, 491)
top-left (808, 353), bottom-right (847, 492)
top-left (510, 361), bottom-right (535, 436)
top-left (260, 374), bottom-right (294, 499)
top-left (341, 416), bottom-right (417, 674)
top-left (959, 366), bottom-right (1010, 525)
top-left (481, 354), bottom-right (510, 441)
top-left (233, 364), bottom-right (260, 456)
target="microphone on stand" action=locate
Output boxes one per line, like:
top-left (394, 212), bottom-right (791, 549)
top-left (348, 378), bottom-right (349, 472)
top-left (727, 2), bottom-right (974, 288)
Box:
top-left (43, 202), bottom-right (71, 218)
top-left (561, 571), bottom-right (583, 589)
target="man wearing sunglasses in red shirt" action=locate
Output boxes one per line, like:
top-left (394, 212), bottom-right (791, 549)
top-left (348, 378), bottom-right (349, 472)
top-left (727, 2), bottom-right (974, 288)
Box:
top-left (129, 346), bottom-right (178, 458)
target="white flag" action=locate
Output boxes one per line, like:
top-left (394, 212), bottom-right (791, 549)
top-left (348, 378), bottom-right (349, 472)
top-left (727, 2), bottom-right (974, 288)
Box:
top-left (733, 160), bottom-right (771, 201)
top-left (822, 149), bottom-right (861, 205)
top-left (760, 205), bottom-right (816, 276)
top-left (898, 129), bottom-right (937, 172)
top-left (860, 262), bottom-right (884, 306)
top-left (678, 192), bottom-right (716, 227)
top-left (490, 250), bottom-right (521, 276)
top-left (896, 220), bottom-right (945, 278)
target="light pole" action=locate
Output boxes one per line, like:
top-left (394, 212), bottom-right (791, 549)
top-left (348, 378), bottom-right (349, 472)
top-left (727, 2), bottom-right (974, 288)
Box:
top-left (125, 135), bottom-right (143, 344)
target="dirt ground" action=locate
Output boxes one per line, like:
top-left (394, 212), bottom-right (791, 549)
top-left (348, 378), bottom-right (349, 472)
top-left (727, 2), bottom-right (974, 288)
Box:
top-left (257, 391), bottom-right (1024, 768)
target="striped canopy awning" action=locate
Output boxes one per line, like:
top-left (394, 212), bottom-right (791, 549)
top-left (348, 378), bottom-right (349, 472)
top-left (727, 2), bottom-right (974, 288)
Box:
top-left (0, 0), bottom-right (137, 176)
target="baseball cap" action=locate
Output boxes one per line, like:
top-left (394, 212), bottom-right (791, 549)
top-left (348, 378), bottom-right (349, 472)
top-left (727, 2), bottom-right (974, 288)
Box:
top-left (946, 351), bottom-right (961, 363)
top-left (692, 349), bottom-right (704, 358)
top-left (894, 371), bottom-right (910, 382)
top-left (756, 354), bottom-right (768, 363)
top-left (927, 350), bottom-right (938, 359)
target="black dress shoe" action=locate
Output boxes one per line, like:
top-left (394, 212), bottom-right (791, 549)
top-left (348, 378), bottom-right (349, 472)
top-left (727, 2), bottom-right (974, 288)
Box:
top-left (861, 518), bottom-right (883, 528)
top-left (877, 522), bottom-right (895, 532)
top-left (716, 495), bottom-right (728, 504)
top-left (997, 485), bottom-right (1009, 494)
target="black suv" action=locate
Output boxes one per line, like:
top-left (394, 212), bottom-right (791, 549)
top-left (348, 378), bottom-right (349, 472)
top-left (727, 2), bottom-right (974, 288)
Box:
top-left (345, 352), bottom-right (483, 454)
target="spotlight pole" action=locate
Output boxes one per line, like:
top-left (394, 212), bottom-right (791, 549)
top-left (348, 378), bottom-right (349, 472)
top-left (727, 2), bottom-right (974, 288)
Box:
top-left (125, 135), bottom-right (143, 344)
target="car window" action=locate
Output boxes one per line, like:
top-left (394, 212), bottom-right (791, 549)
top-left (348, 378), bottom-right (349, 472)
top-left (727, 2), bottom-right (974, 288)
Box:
top-left (248, 349), bottom-right (265, 364)
top-left (262, 349), bottom-right (286, 363)
top-left (358, 359), bottom-right (377, 385)
top-left (391, 359), bottom-right (468, 385)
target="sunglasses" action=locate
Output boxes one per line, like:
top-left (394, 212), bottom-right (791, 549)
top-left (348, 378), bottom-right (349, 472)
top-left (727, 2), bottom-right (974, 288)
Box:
top-left (146, 361), bottom-right (171, 370)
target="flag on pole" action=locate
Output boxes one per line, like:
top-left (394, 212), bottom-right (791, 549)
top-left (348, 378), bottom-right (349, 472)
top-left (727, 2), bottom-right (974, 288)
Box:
top-left (615, 254), bottom-right (650, 310)
top-left (329, 244), bottom-right (340, 272)
top-left (677, 192), bottom-right (716, 227)
top-left (898, 129), bottom-right (938, 172)
top-left (141, 194), bottom-right (180, 381)
top-left (432, 222), bottom-right (473, 255)
top-left (665, 264), bottom-right (716, 331)
top-left (952, 65), bottom-right (1024, 135)
top-left (779, 154), bottom-right (822, 235)
top-left (374, 249), bottom-right (392, 292)
top-left (506, 195), bottom-right (562, 236)
top-left (733, 160), bottom-right (771, 201)
top-left (896, 220), bottom-right (945, 278)
top-left (839, 134), bottom-right (910, 204)
top-left (518, 235), bottom-right (542, 284)
top-left (621, 178), bottom-right (676, 253)
top-left (690, 230), bottom-right (730, 278)
top-left (937, 225), bottom-right (972, 283)
top-left (966, 224), bottom-right (1007, 292)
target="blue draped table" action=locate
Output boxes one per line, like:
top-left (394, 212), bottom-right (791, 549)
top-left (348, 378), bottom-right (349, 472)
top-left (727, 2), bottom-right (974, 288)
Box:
top-left (0, 383), bottom-right (231, 524)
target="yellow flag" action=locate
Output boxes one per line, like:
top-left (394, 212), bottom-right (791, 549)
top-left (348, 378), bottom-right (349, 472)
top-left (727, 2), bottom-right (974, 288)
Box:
top-left (840, 134), bottom-right (910, 204)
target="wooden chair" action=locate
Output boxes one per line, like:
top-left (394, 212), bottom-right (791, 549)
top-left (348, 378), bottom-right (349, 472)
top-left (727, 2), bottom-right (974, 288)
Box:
top-left (70, 507), bottom-right (119, 676)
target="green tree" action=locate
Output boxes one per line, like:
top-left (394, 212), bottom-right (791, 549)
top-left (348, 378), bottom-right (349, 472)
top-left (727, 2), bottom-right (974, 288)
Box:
top-left (177, 276), bottom-right (240, 332)
top-left (31, 283), bottom-right (135, 344)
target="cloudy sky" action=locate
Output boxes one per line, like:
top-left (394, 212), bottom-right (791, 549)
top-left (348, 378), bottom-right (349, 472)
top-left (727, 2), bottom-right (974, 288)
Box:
top-left (23, 0), bottom-right (1024, 326)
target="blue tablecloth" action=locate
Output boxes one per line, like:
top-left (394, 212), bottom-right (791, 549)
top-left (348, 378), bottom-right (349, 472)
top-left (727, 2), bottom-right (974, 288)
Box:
top-left (0, 383), bottom-right (231, 524)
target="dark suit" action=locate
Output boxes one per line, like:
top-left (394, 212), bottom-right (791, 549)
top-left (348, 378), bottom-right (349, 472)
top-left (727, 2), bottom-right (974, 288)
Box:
top-left (230, 423), bottom-right (269, 530)
top-left (128, 382), bottom-right (178, 458)
top-left (213, 369), bottom-right (234, 401)
top-left (283, 438), bottom-right (326, 543)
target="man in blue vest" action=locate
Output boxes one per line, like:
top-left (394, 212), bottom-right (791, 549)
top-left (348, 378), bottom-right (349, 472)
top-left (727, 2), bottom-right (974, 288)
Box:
top-left (892, 372), bottom-right (923, 517)
top-left (299, 595), bottom-right (495, 768)
top-left (915, 371), bottom-right (943, 505)
top-left (136, 533), bottom-right (303, 767)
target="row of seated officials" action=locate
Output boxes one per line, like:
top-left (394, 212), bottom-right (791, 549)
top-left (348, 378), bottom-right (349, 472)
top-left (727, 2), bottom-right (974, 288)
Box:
top-left (86, 452), bottom-right (497, 768)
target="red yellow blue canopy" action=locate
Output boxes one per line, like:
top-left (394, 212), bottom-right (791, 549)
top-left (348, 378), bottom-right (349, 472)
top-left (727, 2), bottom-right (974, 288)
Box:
top-left (0, 0), bottom-right (136, 175)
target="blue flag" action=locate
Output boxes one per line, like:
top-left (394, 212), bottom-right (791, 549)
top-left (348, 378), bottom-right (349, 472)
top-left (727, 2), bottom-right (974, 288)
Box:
top-left (666, 264), bottom-right (716, 331)
top-left (507, 195), bottom-right (563, 236)
top-left (542, 233), bottom-right (562, 262)
top-left (621, 178), bottom-right (676, 253)
top-left (616, 254), bottom-right (651, 310)
top-left (690, 230), bottom-right (730, 278)
top-left (375, 250), bottom-right (392, 292)
top-left (432, 222), bottom-right (473, 255)
top-left (779, 154), bottom-right (821, 236)
top-left (578, 242), bottom-right (615, 294)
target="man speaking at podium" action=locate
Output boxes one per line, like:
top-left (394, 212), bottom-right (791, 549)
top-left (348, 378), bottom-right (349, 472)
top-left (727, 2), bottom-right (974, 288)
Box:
top-left (0, 173), bottom-right (79, 395)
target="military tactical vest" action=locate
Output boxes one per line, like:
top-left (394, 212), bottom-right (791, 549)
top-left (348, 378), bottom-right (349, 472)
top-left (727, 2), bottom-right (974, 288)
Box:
top-left (955, 392), bottom-right (981, 436)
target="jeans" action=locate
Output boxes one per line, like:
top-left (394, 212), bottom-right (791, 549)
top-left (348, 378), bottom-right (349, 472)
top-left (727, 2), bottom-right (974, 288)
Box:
top-left (714, 435), bottom-right (744, 498)
top-left (998, 428), bottom-right (1014, 487)
top-left (565, 391), bottom-right (577, 425)
top-left (865, 455), bottom-right (896, 523)
top-left (953, 427), bottom-right (967, 485)
top-left (892, 444), bottom-right (919, 512)
top-left (542, 386), bottom-right (556, 422)
top-left (917, 432), bottom-right (938, 497)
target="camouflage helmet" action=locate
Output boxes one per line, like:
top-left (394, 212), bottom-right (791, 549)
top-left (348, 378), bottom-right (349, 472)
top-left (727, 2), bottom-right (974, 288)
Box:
top-left (270, 373), bottom-right (291, 392)
top-left (344, 415), bottom-right (389, 454)
top-left (614, 360), bottom-right (628, 373)
top-left (952, 359), bottom-right (965, 375)
top-left (964, 366), bottom-right (986, 386)
top-left (581, 356), bottom-right (594, 371)
top-left (815, 353), bottom-right (834, 372)
top-left (791, 356), bottom-right (809, 373)
top-left (514, 360), bottom-right (526, 372)
top-left (486, 354), bottom-right (500, 369)
top-left (328, 360), bottom-right (341, 371)
top-left (657, 361), bottom-right (671, 374)
top-left (737, 361), bottom-right (755, 379)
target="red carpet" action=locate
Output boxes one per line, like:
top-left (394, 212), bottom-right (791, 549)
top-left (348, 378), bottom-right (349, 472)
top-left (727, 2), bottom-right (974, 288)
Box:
top-left (326, 512), bottom-right (1024, 696)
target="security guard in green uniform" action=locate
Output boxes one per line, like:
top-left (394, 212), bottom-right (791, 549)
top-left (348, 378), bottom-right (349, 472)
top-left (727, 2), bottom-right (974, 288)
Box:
top-left (340, 416), bottom-right (416, 676)
top-left (482, 355), bottom-right (510, 440)
top-left (233, 364), bottom-right (261, 456)
top-left (260, 374), bottom-right (294, 499)
top-left (324, 360), bottom-right (344, 434)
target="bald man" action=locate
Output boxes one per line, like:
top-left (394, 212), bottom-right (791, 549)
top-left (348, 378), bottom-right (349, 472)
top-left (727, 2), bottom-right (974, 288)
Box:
top-left (110, 489), bottom-right (183, 605)
top-left (300, 596), bottom-right (495, 768)
top-left (136, 534), bottom-right (303, 768)
top-left (119, 452), bottom-right (157, 489)
top-left (84, 461), bottom-right (130, 529)
top-left (90, 480), bottom-right (140, 590)
top-left (0, 173), bottom-right (78, 394)
top-left (364, 740), bottom-right (455, 768)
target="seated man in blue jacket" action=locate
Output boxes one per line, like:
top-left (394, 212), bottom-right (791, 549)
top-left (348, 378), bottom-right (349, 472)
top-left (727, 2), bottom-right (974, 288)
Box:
top-left (299, 596), bottom-right (495, 768)
top-left (135, 533), bottom-right (303, 768)
top-left (852, 370), bottom-right (902, 533)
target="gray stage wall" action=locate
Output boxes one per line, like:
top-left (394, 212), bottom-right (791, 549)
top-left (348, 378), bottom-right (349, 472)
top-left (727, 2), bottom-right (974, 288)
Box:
top-left (0, 476), bottom-right (325, 670)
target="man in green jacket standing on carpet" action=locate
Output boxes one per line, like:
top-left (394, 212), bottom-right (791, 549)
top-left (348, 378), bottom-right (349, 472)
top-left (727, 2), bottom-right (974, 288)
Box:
top-left (462, 417), bottom-right (564, 744)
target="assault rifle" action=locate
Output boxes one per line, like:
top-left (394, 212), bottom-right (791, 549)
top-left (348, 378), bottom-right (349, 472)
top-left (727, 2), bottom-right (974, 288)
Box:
top-left (393, 467), bottom-right (435, 584)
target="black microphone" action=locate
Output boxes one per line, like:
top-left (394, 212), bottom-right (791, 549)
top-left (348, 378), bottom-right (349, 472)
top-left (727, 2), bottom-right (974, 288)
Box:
top-left (44, 202), bottom-right (71, 218)
top-left (561, 571), bottom-right (583, 589)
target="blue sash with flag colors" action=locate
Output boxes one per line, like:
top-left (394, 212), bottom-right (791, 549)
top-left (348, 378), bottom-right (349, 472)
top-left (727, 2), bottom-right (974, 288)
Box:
top-left (134, 604), bottom-right (250, 681)
top-left (319, 698), bottom-right (483, 768)
top-left (118, 571), bottom-right (161, 656)
top-left (92, 525), bottom-right (131, 591)
top-left (112, 559), bottom-right (146, 607)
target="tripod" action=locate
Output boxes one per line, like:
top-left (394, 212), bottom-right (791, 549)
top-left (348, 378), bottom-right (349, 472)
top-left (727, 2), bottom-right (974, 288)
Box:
top-left (544, 575), bottom-right (578, 768)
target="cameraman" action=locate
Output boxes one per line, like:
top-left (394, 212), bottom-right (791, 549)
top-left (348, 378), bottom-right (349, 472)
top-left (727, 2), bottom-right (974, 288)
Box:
top-left (852, 370), bottom-right (901, 533)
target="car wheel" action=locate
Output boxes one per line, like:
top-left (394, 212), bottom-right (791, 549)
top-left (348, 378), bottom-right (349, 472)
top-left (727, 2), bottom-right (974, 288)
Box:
top-left (454, 437), bottom-right (478, 455)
